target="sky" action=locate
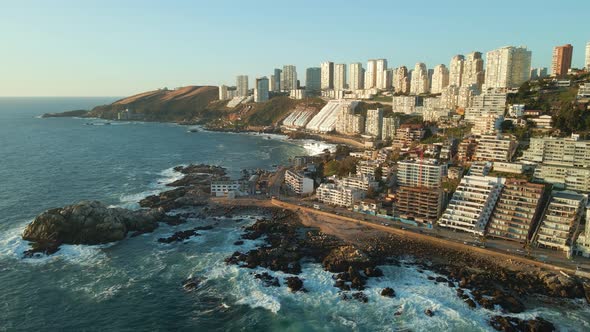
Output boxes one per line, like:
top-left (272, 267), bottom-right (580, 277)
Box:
top-left (1, 0), bottom-right (589, 97)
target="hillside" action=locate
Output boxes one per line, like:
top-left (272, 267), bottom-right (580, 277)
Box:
top-left (88, 86), bottom-right (219, 122)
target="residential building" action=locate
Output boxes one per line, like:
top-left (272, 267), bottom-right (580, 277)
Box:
top-left (530, 115), bottom-right (553, 129)
top-left (486, 179), bottom-right (546, 243)
top-left (574, 203), bottom-right (590, 257)
top-left (438, 175), bottom-right (505, 235)
top-left (410, 62), bottom-right (429, 95)
top-left (522, 135), bottom-right (590, 167)
top-left (236, 75), bottom-right (249, 97)
top-left (485, 46), bottom-right (532, 89)
top-left (397, 159), bottom-right (447, 188)
top-left (586, 42), bottom-right (590, 70)
top-left (394, 66), bottom-right (410, 94)
top-left (551, 44), bottom-right (573, 77)
top-left (254, 77), bottom-right (269, 102)
top-left (285, 170), bottom-right (314, 195)
top-left (534, 165), bottom-right (590, 192)
top-left (530, 67), bottom-right (548, 80)
top-left (449, 55), bottom-right (465, 87)
top-left (365, 108), bottom-right (384, 138)
top-left (306, 99), bottom-right (360, 132)
top-left (349, 62), bottom-right (365, 90)
top-left (273, 68), bottom-right (282, 91)
top-left (375, 59), bottom-right (388, 89)
top-left (365, 59), bottom-right (378, 88)
top-left (471, 114), bottom-right (503, 135)
top-left (305, 67), bottom-right (321, 93)
top-left (290, 88), bottom-right (307, 100)
top-left (469, 161), bottom-right (492, 176)
top-left (533, 191), bottom-right (587, 256)
top-left (320, 61), bottom-right (334, 90)
top-left (282, 65), bottom-right (297, 91)
top-left (335, 107), bottom-right (365, 135)
top-left (316, 183), bottom-right (363, 207)
top-left (392, 124), bottom-right (425, 148)
top-left (357, 160), bottom-right (381, 179)
top-left (353, 199), bottom-right (382, 215)
top-left (474, 134), bottom-right (518, 162)
top-left (219, 85), bottom-right (229, 100)
top-left (392, 95), bottom-right (422, 114)
top-left (211, 180), bottom-right (246, 197)
top-left (269, 75), bottom-right (276, 92)
top-left (382, 116), bottom-right (400, 140)
top-left (430, 64), bottom-right (450, 94)
top-left (334, 64), bottom-right (347, 90)
top-left (337, 174), bottom-right (378, 192)
top-left (457, 138), bottom-right (478, 162)
top-left (397, 186), bottom-right (445, 224)
top-left (463, 52), bottom-right (485, 88)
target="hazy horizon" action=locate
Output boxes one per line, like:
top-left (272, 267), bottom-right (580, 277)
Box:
top-left (1, 0), bottom-right (589, 97)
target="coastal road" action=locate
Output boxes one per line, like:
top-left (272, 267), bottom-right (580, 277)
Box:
top-left (271, 198), bottom-right (590, 276)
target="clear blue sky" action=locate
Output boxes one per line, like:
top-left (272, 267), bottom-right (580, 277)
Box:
top-left (1, 0), bottom-right (588, 96)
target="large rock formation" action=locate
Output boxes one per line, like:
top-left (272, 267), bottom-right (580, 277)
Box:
top-left (22, 201), bottom-right (165, 249)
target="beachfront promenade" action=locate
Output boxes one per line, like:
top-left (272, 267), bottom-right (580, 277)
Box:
top-left (270, 197), bottom-right (590, 277)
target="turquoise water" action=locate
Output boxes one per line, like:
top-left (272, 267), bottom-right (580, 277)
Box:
top-left (0, 98), bottom-right (588, 331)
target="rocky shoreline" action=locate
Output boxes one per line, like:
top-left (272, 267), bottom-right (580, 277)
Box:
top-left (21, 162), bottom-right (589, 330)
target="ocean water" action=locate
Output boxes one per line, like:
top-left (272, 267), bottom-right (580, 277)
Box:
top-left (0, 98), bottom-right (588, 331)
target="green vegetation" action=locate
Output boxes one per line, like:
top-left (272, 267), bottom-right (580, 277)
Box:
top-left (322, 156), bottom-right (357, 177)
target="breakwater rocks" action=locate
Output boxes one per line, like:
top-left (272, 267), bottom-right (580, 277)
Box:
top-left (22, 201), bottom-right (168, 257)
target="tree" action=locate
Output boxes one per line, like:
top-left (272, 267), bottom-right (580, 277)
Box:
top-left (374, 166), bottom-right (383, 181)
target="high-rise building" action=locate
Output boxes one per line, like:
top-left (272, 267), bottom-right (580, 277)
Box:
top-left (269, 75), bottom-right (276, 92)
top-left (349, 63), bottom-right (365, 90)
top-left (305, 67), bottom-right (321, 93)
top-left (410, 63), bottom-right (429, 95)
top-left (393, 66), bottom-right (410, 94)
top-left (381, 116), bottom-right (399, 140)
top-left (366, 59), bottom-right (378, 88)
top-left (365, 108), bottom-right (384, 138)
top-left (463, 52), bottom-right (485, 88)
top-left (375, 59), bottom-right (388, 89)
top-left (273, 68), bottom-right (282, 92)
top-left (334, 64), bottom-right (347, 90)
top-left (551, 44), bottom-right (573, 77)
top-left (282, 65), bottom-right (297, 91)
top-left (586, 42), bottom-right (590, 70)
top-left (219, 85), bottom-right (229, 100)
top-left (320, 61), bottom-right (334, 90)
top-left (236, 75), bottom-right (249, 97)
top-left (449, 55), bottom-right (465, 87)
top-left (430, 64), bottom-right (449, 94)
top-left (484, 46), bottom-right (532, 89)
top-left (254, 77), bottom-right (269, 103)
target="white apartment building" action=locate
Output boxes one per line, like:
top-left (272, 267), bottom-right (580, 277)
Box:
top-left (349, 63), bottom-right (364, 90)
top-left (392, 95), bottom-right (421, 114)
top-left (285, 170), bottom-right (314, 195)
top-left (469, 162), bottom-right (492, 176)
top-left (534, 165), bottom-right (590, 192)
top-left (254, 77), bottom-right (269, 103)
top-left (306, 99), bottom-right (360, 132)
top-left (534, 191), bottom-right (587, 256)
top-left (438, 175), bottom-right (505, 235)
top-left (337, 174), bottom-right (378, 192)
top-left (236, 75), bottom-right (249, 97)
top-left (357, 160), bottom-right (381, 179)
top-left (397, 159), bottom-right (447, 188)
top-left (382, 116), bottom-right (400, 140)
top-left (471, 114), bottom-right (503, 135)
top-left (375, 59), bottom-right (388, 89)
top-left (335, 108), bottom-right (365, 135)
top-left (320, 61), bottom-right (334, 90)
top-left (463, 52), bottom-right (485, 88)
top-left (211, 180), bottom-right (246, 197)
top-left (522, 135), bottom-right (590, 167)
top-left (474, 134), bottom-right (517, 162)
top-left (316, 183), bottom-right (363, 207)
top-left (282, 65), bottom-right (298, 91)
top-left (484, 46), bottom-right (532, 89)
top-left (430, 64), bottom-right (450, 94)
top-left (449, 55), bottom-right (465, 87)
top-left (334, 64), bottom-right (347, 90)
top-left (393, 66), bottom-right (410, 94)
top-left (574, 203), bottom-right (590, 257)
top-left (365, 60), bottom-right (377, 89)
top-left (365, 108), bottom-right (384, 138)
top-left (410, 62), bottom-right (429, 95)
top-left (530, 115), bottom-right (553, 129)
top-left (585, 41), bottom-right (590, 70)
top-left (219, 85), bottom-right (229, 100)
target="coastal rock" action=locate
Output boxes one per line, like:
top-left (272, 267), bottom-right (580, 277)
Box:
top-left (424, 309), bottom-right (434, 317)
top-left (380, 287), bottom-right (396, 298)
top-left (322, 245), bottom-right (375, 273)
top-left (22, 201), bottom-right (164, 250)
top-left (489, 315), bottom-right (555, 332)
top-left (255, 272), bottom-right (280, 287)
top-left (352, 292), bottom-right (368, 303)
top-left (286, 277), bottom-right (304, 292)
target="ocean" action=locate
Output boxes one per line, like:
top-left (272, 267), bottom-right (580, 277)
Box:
top-left (0, 98), bottom-right (588, 331)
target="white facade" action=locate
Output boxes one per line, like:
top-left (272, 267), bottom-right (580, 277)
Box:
top-left (397, 159), bottom-right (446, 188)
top-left (211, 180), bottom-right (245, 197)
top-left (474, 134), bottom-right (517, 162)
top-left (430, 64), bottom-right (449, 94)
top-left (393, 66), bottom-right (410, 94)
top-left (316, 183), bottom-right (362, 207)
top-left (484, 46), bottom-right (532, 89)
top-left (285, 170), bottom-right (314, 195)
top-left (522, 135), bottom-right (590, 167)
top-left (282, 65), bottom-right (297, 91)
top-left (365, 108), bottom-right (384, 138)
top-left (410, 62), bottom-right (429, 95)
top-left (586, 42), bottom-right (590, 70)
top-left (463, 52), bottom-right (485, 88)
top-left (349, 63), bottom-right (364, 90)
top-left (236, 75), bottom-right (249, 97)
top-left (337, 174), bottom-right (378, 192)
top-left (366, 60), bottom-right (377, 89)
top-left (449, 55), bottom-right (465, 87)
top-left (438, 175), bottom-right (505, 235)
top-left (334, 63), bottom-right (347, 90)
top-left (382, 116), bottom-right (400, 140)
top-left (219, 85), bottom-right (229, 100)
top-left (375, 59), bottom-right (388, 89)
top-left (306, 99), bottom-right (360, 132)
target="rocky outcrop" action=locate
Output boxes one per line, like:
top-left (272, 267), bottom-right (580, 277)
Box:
top-left (380, 287), bottom-right (396, 298)
top-left (322, 245), bottom-right (375, 273)
top-left (255, 272), bottom-right (280, 287)
top-left (489, 316), bottom-right (555, 332)
top-left (286, 277), bottom-right (304, 292)
top-left (157, 225), bottom-right (214, 243)
top-left (22, 201), bottom-right (165, 254)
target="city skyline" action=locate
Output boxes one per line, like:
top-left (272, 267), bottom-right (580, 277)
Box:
top-left (1, 0), bottom-right (589, 96)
